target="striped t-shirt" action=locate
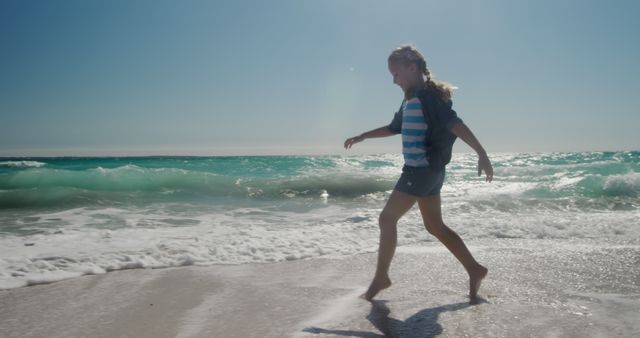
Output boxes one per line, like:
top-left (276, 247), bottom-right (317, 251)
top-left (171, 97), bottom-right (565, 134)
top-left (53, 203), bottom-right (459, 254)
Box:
top-left (399, 98), bottom-right (429, 167)
top-left (388, 92), bottom-right (463, 168)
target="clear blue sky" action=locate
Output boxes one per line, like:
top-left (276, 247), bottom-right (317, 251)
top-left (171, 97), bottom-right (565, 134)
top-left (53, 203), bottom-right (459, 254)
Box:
top-left (1, 0), bottom-right (639, 156)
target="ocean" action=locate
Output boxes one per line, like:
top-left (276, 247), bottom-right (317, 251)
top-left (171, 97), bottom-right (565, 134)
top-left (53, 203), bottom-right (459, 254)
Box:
top-left (1, 152), bottom-right (639, 289)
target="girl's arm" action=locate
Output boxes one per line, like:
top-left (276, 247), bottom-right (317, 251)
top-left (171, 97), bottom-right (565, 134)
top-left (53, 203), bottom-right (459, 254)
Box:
top-left (344, 126), bottom-right (395, 149)
top-left (450, 122), bottom-right (494, 182)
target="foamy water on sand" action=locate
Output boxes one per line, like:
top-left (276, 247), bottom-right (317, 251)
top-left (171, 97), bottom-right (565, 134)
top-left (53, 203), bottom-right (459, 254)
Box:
top-left (1, 152), bottom-right (639, 289)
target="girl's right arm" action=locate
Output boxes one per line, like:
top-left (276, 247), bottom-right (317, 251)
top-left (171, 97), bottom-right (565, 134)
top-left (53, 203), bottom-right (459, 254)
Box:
top-left (344, 126), bottom-right (395, 149)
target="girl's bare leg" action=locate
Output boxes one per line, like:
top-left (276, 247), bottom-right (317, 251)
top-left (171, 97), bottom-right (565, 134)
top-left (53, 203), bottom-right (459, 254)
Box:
top-left (362, 190), bottom-right (416, 301)
top-left (417, 194), bottom-right (488, 301)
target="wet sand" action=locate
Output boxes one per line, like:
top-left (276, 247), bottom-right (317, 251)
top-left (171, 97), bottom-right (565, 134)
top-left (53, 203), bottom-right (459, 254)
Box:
top-left (1, 238), bottom-right (639, 338)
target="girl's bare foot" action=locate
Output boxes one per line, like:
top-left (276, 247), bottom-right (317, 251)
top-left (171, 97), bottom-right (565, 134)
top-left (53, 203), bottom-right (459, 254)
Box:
top-left (361, 275), bottom-right (392, 301)
top-left (469, 265), bottom-right (488, 301)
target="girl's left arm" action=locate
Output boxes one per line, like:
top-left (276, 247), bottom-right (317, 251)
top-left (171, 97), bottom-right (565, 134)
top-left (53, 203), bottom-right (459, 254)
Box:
top-left (450, 122), bottom-right (494, 182)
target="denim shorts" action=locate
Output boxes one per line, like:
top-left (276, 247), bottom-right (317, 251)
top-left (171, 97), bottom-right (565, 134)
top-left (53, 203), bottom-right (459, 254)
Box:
top-left (394, 165), bottom-right (445, 197)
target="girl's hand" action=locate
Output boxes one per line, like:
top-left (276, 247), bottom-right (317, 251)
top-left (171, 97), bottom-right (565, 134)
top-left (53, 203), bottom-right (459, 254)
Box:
top-left (478, 154), bottom-right (494, 182)
top-left (344, 135), bottom-right (365, 149)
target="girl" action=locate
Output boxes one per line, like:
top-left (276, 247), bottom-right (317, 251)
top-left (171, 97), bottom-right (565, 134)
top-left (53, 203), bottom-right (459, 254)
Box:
top-left (344, 45), bottom-right (493, 302)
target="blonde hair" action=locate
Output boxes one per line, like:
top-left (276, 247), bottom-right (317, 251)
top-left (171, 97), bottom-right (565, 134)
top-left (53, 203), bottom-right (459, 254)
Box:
top-left (388, 44), bottom-right (457, 102)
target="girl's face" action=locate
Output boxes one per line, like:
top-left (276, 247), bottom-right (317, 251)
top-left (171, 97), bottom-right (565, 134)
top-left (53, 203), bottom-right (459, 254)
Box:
top-left (388, 61), bottom-right (422, 93)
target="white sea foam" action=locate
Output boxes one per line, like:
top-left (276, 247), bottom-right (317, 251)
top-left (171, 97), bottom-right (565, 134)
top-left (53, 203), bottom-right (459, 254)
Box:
top-left (0, 160), bottom-right (46, 168)
top-left (603, 172), bottom-right (640, 196)
top-left (551, 175), bottom-right (584, 190)
top-left (1, 200), bottom-right (638, 290)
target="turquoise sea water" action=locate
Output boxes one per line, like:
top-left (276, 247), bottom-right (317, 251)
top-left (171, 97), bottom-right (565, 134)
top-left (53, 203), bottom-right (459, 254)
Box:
top-left (2, 152), bottom-right (638, 211)
top-left (0, 152), bottom-right (639, 289)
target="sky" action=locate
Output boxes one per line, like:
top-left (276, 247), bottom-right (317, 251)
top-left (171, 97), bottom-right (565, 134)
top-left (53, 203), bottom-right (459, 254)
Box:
top-left (1, 0), bottom-right (639, 156)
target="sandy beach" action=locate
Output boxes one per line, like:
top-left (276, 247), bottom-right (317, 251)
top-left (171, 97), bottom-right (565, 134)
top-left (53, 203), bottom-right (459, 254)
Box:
top-left (1, 238), bottom-right (638, 338)
top-left (3, 0), bottom-right (639, 336)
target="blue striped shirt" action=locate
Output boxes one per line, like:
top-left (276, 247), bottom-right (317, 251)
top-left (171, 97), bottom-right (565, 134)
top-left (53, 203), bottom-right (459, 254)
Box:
top-left (388, 92), bottom-right (464, 168)
top-left (400, 98), bottom-right (429, 167)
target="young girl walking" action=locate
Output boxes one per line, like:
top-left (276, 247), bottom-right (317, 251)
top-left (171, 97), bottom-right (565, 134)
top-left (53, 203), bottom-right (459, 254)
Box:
top-left (344, 45), bottom-right (493, 302)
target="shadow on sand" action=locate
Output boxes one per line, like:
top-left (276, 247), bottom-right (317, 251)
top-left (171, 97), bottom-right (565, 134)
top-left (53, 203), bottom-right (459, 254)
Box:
top-left (303, 298), bottom-right (486, 338)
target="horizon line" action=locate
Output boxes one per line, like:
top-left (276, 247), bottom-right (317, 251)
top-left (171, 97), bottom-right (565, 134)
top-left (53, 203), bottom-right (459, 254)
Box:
top-left (1, 149), bottom-right (638, 159)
